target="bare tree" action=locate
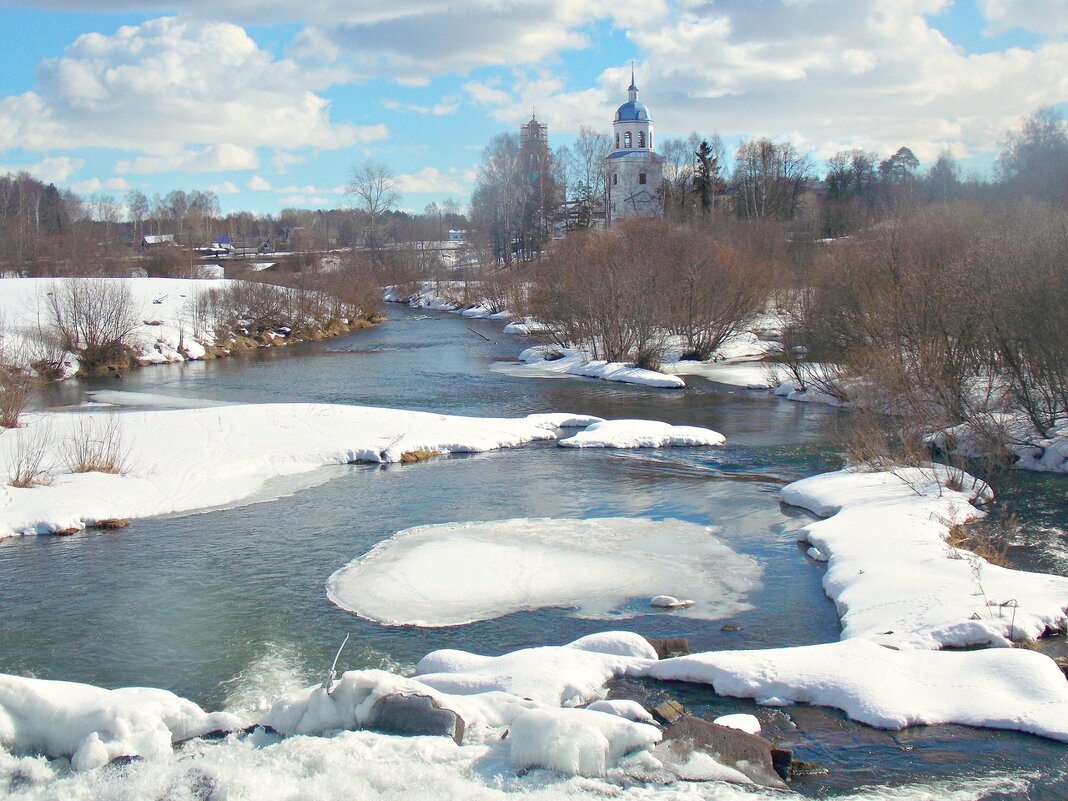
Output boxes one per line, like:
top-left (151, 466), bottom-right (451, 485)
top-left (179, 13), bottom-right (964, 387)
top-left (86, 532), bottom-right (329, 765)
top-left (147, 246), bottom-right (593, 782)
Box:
top-left (43, 279), bottom-right (141, 374)
top-left (996, 106), bottom-right (1068, 207)
top-left (347, 160), bottom-right (400, 248)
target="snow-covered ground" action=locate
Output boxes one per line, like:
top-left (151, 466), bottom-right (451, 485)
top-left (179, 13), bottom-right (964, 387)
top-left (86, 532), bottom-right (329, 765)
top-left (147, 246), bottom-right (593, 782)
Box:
top-left (0, 405), bottom-right (725, 539)
top-left (327, 517), bottom-right (759, 626)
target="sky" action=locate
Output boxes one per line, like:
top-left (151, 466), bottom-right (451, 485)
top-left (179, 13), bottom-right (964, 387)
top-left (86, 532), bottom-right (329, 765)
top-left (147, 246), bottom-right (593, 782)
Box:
top-left (0, 0), bottom-right (1065, 217)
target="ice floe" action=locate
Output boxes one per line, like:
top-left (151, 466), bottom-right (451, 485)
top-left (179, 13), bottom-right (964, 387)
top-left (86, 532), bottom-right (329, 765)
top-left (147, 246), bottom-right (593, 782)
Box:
top-left (327, 518), bottom-right (759, 626)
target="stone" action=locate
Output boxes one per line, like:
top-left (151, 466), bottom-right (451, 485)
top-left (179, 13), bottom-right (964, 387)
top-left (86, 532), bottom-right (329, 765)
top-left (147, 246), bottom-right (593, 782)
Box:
top-left (91, 518), bottom-right (129, 530)
top-left (1055, 656), bottom-right (1068, 680)
top-left (650, 699), bottom-right (688, 725)
top-left (644, 637), bottom-right (690, 659)
top-left (105, 754), bottom-right (144, 769)
top-left (656, 715), bottom-right (791, 790)
top-left (365, 693), bottom-right (465, 745)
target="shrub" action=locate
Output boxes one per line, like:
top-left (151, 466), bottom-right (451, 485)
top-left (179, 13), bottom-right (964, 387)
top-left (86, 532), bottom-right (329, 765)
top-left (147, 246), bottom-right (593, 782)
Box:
top-left (62, 414), bottom-right (130, 474)
top-left (8, 423), bottom-right (54, 488)
top-left (42, 279), bottom-right (140, 375)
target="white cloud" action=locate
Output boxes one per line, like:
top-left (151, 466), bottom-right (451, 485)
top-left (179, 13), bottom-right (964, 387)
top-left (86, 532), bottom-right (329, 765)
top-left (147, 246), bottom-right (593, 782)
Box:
top-left (116, 144), bottom-right (260, 175)
top-left (383, 98), bottom-right (459, 116)
top-left (977, 0), bottom-right (1068, 36)
top-left (207, 180), bottom-right (240, 194)
top-left (0, 16), bottom-right (383, 156)
top-left (70, 176), bottom-right (130, 193)
top-left (271, 151), bottom-right (307, 173)
top-left (0, 155), bottom-right (84, 183)
top-left (247, 175), bottom-right (273, 191)
top-left (479, 1), bottom-right (1068, 163)
top-left (394, 167), bottom-right (473, 195)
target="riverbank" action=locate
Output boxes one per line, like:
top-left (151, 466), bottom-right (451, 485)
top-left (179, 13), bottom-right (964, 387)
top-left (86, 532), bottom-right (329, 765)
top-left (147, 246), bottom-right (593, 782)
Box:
top-left (0, 277), bottom-right (381, 381)
top-left (388, 283), bottom-right (1068, 475)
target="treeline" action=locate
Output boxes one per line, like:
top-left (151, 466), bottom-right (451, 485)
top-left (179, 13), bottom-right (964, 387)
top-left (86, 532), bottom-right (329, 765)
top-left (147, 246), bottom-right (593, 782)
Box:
top-left (0, 174), bottom-right (468, 276)
top-left (467, 107), bottom-right (1067, 260)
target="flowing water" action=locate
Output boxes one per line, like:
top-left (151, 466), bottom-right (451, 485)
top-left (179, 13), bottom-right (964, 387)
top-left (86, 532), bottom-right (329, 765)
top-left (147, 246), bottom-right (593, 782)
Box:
top-left (2, 305), bottom-right (1065, 799)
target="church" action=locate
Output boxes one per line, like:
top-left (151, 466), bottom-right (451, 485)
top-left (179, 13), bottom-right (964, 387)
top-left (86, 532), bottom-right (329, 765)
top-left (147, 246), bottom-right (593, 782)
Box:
top-left (605, 68), bottom-right (664, 223)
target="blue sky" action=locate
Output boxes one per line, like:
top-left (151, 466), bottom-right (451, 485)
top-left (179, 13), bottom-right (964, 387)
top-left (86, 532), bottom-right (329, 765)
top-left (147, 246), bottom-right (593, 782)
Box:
top-left (0, 0), bottom-right (1064, 217)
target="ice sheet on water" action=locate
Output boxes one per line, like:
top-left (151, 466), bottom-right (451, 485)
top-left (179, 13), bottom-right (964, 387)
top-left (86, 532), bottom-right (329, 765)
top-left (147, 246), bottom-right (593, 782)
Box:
top-left (326, 517), bottom-right (762, 627)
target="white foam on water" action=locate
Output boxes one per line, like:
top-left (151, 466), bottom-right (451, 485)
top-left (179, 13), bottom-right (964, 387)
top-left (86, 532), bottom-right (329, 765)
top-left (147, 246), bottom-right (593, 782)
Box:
top-left (0, 733), bottom-right (1038, 801)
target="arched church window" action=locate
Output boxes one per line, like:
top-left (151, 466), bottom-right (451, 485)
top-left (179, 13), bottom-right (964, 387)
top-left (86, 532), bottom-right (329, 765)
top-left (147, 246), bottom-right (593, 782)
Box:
top-left (639, 173), bottom-right (647, 185)
top-left (615, 133), bottom-right (620, 149)
top-left (624, 131), bottom-right (632, 148)
top-left (613, 173), bottom-right (618, 186)
top-left (638, 131), bottom-right (645, 148)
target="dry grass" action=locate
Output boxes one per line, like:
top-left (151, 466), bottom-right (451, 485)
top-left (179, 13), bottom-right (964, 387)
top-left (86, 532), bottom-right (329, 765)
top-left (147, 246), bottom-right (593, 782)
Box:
top-left (399, 449), bottom-right (443, 464)
top-left (0, 367), bottom-right (30, 429)
top-left (945, 517), bottom-right (1012, 568)
top-left (62, 414), bottom-right (131, 475)
top-left (8, 424), bottom-right (54, 488)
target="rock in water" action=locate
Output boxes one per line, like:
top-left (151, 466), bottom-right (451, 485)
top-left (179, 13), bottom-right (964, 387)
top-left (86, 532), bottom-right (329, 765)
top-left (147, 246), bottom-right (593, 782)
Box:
top-left (644, 637), bottom-right (690, 659)
top-left (365, 693), bottom-right (465, 744)
top-left (656, 715), bottom-right (791, 790)
top-left (651, 699), bottom-right (688, 725)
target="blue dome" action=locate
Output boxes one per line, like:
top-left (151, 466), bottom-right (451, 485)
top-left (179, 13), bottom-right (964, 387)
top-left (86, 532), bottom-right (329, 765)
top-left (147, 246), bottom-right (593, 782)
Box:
top-left (615, 100), bottom-right (649, 122)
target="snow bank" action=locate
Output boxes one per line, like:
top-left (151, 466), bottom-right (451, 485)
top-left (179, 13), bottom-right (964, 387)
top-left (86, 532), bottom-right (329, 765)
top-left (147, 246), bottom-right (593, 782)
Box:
top-left (0, 674), bottom-right (238, 771)
top-left (557, 420), bottom-right (725, 449)
top-left (932, 418), bottom-right (1068, 475)
top-left (1015, 421), bottom-right (1068, 473)
top-left (327, 518), bottom-right (759, 626)
top-left (643, 639), bottom-right (1068, 742)
top-left (780, 466), bottom-right (1068, 648)
top-left (0, 406), bottom-right (640, 540)
top-left (518, 346), bottom-right (686, 389)
top-left (669, 360), bottom-right (781, 389)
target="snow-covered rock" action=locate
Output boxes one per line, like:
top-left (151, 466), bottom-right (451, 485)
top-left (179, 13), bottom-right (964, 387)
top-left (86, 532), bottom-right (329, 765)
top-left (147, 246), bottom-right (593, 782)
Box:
top-left (509, 707), bottom-right (661, 777)
top-left (644, 639), bottom-right (1068, 742)
top-left (0, 674), bottom-right (238, 771)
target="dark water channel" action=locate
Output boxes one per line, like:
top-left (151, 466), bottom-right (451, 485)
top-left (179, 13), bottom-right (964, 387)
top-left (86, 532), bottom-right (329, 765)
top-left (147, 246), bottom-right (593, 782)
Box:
top-left (2, 305), bottom-right (1066, 798)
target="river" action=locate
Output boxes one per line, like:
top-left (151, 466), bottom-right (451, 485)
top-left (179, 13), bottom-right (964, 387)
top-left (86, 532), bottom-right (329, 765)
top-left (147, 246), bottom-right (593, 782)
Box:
top-left (2, 305), bottom-right (1065, 799)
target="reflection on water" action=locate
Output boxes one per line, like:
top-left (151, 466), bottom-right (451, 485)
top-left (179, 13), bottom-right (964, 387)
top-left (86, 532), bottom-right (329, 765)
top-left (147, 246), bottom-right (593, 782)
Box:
top-left (5, 305), bottom-right (1067, 798)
